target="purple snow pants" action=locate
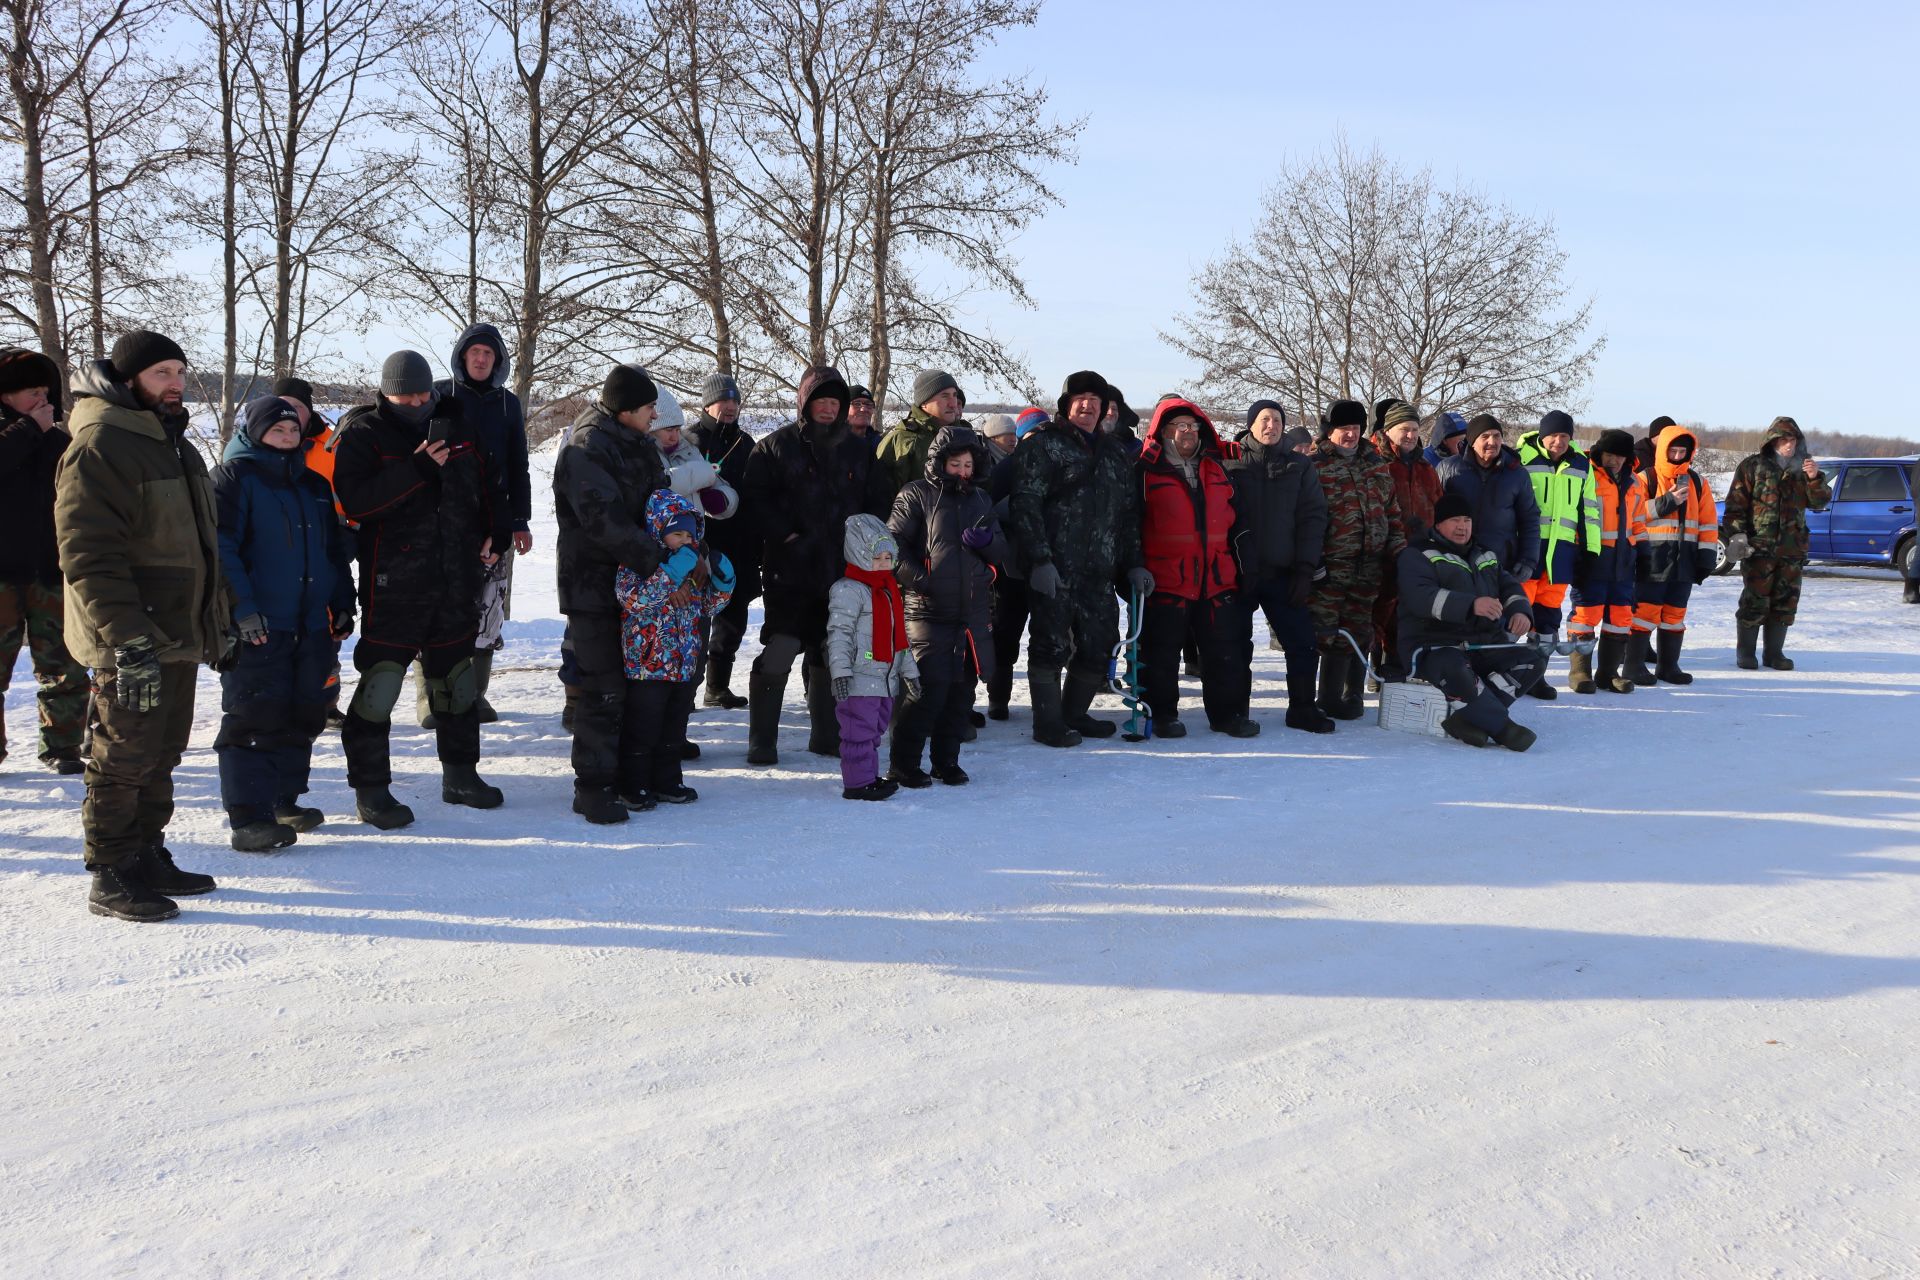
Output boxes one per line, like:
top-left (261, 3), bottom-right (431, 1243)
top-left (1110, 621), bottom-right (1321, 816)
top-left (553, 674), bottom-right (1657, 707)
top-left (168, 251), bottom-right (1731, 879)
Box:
top-left (836, 694), bottom-right (894, 788)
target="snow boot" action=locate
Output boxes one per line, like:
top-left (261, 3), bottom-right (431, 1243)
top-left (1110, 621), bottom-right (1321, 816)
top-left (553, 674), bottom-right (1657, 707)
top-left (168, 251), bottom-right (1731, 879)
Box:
top-left (1440, 710), bottom-right (1491, 748)
top-left (680, 739), bottom-right (700, 760)
top-left (934, 764), bottom-right (970, 786)
top-left (1156, 718), bottom-right (1187, 739)
top-left (45, 750), bottom-right (83, 775)
top-left (473, 648), bottom-right (499, 724)
top-left (1028, 667), bottom-right (1081, 748)
top-left (1762, 623), bottom-right (1795, 671)
top-left (1736, 624), bottom-right (1760, 670)
top-left (1624, 632), bottom-right (1658, 687)
top-left (703, 657), bottom-right (748, 710)
top-left (654, 784), bottom-right (698, 804)
top-left (88, 863), bottom-right (178, 922)
top-left (1595, 634), bottom-right (1635, 694)
top-left (1062, 671), bottom-right (1117, 738)
top-left (843, 778), bottom-right (899, 801)
top-left (442, 763), bottom-right (504, 809)
top-left (274, 801), bottom-right (324, 832)
top-left (572, 785), bottom-right (630, 825)
top-left (1210, 716), bottom-right (1261, 738)
top-left (1496, 720), bottom-right (1537, 753)
top-left (1566, 646), bottom-right (1596, 695)
top-left (1284, 655), bottom-right (1335, 733)
top-left (232, 820), bottom-right (297, 853)
top-left (746, 670), bottom-right (783, 765)
top-left (1905, 579), bottom-right (1920, 605)
top-left (888, 765), bottom-right (934, 789)
top-left (804, 660), bottom-right (840, 756)
top-left (355, 786), bottom-right (415, 830)
top-left (1655, 629), bottom-right (1693, 684)
top-left (137, 844), bottom-right (216, 896)
top-left (1317, 649), bottom-right (1363, 721)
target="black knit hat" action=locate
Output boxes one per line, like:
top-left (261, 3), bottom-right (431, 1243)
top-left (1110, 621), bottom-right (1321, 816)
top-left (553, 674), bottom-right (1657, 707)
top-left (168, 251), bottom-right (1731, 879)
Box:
top-left (270, 375), bottom-right (315, 416)
top-left (109, 329), bottom-right (187, 382)
top-left (0, 347), bottom-right (61, 399)
top-left (1466, 413), bottom-right (1504, 443)
top-left (1591, 428), bottom-right (1635, 462)
top-left (380, 350), bottom-right (435, 397)
top-left (1321, 399), bottom-right (1366, 433)
top-left (1280, 425), bottom-right (1314, 451)
top-left (1537, 410), bottom-right (1575, 438)
top-left (846, 384), bottom-right (874, 405)
top-left (1648, 415), bottom-right (1677, 433)
top-left (1246, 399), bottom-right (1285, 428)
top-left (239, 395), bottom-right (302, 447)
top-left (1434, 493), bottom-right (1473, 525)
top-left (601, 362), bottom-right (659, 414)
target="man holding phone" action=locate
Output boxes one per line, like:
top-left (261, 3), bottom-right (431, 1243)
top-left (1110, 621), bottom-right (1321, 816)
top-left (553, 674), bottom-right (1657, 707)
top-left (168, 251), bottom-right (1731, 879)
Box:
top-left (330, 350), bottom-right (511, 828)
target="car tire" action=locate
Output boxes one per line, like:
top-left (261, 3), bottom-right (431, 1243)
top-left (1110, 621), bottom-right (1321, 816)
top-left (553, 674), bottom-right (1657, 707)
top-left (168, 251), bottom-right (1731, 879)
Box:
top-left (1898, 534), bottom-right (1917, 580)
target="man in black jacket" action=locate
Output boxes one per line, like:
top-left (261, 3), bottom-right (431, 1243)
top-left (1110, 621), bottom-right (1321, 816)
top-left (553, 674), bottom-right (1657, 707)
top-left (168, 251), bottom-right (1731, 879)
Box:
top-left (686, 372), bottom-right (756, 708)
top-left (331, 350), bottom-right (510, 827)
top-left (741, 365), bottom-right (878, 764)
top-left (428, 324), bottom-right (530, 725)
top-left (553, 363), bottom-right (670, 822)
top-left (0, 347), bottom-right (87, 772)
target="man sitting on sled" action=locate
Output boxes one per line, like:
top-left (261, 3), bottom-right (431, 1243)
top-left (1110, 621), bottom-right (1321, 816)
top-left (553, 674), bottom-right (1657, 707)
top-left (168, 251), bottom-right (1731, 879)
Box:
top-left (1396, 492), bottom-right (1548, 752)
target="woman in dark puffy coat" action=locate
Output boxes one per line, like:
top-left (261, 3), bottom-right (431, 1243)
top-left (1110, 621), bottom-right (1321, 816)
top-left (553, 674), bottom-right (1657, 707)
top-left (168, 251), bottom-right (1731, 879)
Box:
top-left (885, 425), bottom-right (1003, 786)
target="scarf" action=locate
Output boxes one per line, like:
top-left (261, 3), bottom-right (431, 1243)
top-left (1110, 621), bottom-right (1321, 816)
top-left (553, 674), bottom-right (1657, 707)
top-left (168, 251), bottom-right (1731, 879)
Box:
top-left (844, 563), bottom-right (908, 664)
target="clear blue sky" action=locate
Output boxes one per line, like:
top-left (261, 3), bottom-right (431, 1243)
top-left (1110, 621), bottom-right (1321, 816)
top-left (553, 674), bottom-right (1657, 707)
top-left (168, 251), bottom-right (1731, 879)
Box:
top-left (972, 0), bottom-right (1918, 433)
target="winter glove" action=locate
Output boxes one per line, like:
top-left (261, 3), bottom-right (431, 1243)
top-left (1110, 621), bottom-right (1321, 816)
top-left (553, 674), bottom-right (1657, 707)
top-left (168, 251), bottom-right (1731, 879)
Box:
top-left (709, 553), bottom-right (736, 596)
top-left (1288, 562), bottom-right (1315, 608)
top-left (698, 486), bottom-right (729, 516)
top-left (237, 613), bottom-right (269, 646)
top-left (111, 637), bottom-right (162, 713)
top-left (1028, 560), bottom-right (1060, 598)
top-left (1723, 531), bottom-right (1751, 564)
top-left (1126, 566), bottom-right (1155, 597)
top-left (664, 545), bottom-right (701, 585)
top-left (961, 522), bottom-right (994, 550)
top-left (903, 677), bottom-right (922, 701)
top-left (329, 608), bottom-right (356, 641)
top-left (831, 676), bottom-right (852, 702)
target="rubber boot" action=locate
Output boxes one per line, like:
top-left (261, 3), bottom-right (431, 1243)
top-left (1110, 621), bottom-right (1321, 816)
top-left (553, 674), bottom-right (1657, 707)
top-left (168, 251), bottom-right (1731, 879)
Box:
top-left (1527, 632), bottom-right (1559, 698)
top-left (355, 786), bottom-right (415, 830)
top-left (1624, 631), bottom-right (1657, 687)
top-left (1345, 648), bottom-right (1370, 708)
top-left (1762, 623), bottom-right (1794, 671)
top-left (1566, 646), bottom-right (1596, 695)
top-left (1496, 720), bottom-right (1537, 752)
top-left (804, 660), bottom-right (840, 756)
top-left (473, 647), bottom-right (499, 723)
top-left (1028, 666), bottom-right (1081, 748)
top-left (1735, 624), bottom-right (1760, 670)
top-left (1440, 709), bottom-right (1490, 748)
top-left (703, 656), bottom-right (747, 710)
top-left (1595, 634), bottom-right (1635, 694)
top-left (1655, 629), bottom-right (1693, 684)
top-left (1062, 670), bottom-right (1116, 738)
top-left (745, 670), bottom-right (783, 765)
top-left (1318, 649), bottom-right (1363, 721)
top-left (1283, 652), bottom-right (1335, 733)
top-left (442, 762), bottom-right (504, 809)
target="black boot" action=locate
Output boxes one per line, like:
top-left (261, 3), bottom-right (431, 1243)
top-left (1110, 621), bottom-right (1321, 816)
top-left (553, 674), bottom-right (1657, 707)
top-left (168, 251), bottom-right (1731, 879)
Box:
top-left (1284, 652), bottom-right (1335, 733)
top-left (1062, 670), bottom-right (1116, 738)
top-left (1595, 633), bottom-right (1635, 694)
top-left (1566, 646), bottom-right (1596, 695)
top-left (561, 686), bottom-right (578, 733)
top-left (572, 784), bottom-right (630, 825)
top-left (274, 801), bottom-right (324, 831)
top-left (746, 669), bottom-right (784, 765)
top-left (1624, 632), bottom-right (1657, 687)
top-left (355, 786), bottom-right (415, 829)
top-left (1526, 668), bottom-right (1559, 699)
top-left (843, 778), bottom-right (899, 801)
top-left (703, 656), bottom-right (748, 709)
top-left (1440, 709), bottom-right (1491, 748)
top-left (1318, 649), bottom-right (1363, 721)
top-left (1762, 622), bottom-right (1794, 670)
top-left (88, 863), bottom-right (178, 922)
top-left (804, 661), bottom-right (840, 756)
top-left (442, 762), bottom-right (504, 809)
top-left (1736, 624), bottom-right (1760, 670)
top-left (232, 820), bottom-right (298, 852)
top-left (1655, 629), bottom-right (1693, 684)
top-left (137, 843), bottom-right (217, 895)
top-left (44, 750), bottom-right (84, 775)
top-left (473, 648), bottom-right (499, 724)
top-left (1496, 720), bottom-right (1537, 752)
top-left (1028, 666), bottom-right (1080, 748)
top-left (1905, 579), bottom-right (1920, 605)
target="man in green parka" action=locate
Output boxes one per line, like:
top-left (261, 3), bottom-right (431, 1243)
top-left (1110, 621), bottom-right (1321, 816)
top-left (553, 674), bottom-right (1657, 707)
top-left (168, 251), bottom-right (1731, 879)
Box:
top-left (1721, 415), bottom-right (1831, 670)
top-left (870, 369), bottom-right (966, 508)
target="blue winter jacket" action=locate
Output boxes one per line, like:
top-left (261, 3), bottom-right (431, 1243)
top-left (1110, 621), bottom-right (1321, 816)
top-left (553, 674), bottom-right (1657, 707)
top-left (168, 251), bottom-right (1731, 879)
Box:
top-left (214, 434), bottom-right (356, 633)
top-left (1435, 445), bottom-right (1543, 581)
top-left (434, 322), bottom-right (532, 532)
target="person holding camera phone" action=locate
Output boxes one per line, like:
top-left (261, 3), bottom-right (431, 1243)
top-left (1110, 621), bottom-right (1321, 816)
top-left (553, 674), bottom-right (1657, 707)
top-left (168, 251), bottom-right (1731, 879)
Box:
top-left (330, 350), bottom-right (511, 829)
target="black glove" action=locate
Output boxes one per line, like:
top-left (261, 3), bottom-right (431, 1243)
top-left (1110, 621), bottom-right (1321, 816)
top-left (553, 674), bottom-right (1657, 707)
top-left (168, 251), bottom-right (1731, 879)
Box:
top-left (1288, 563), bottom-right (1315, 608)
top-left (1573, 549), bottom-right (1600, 589)
top-left (329, 608), bottom-right (355, 641)
top-left (1028, 561), bottom-right (1060, 598)
top-left (831, 676), bottom-right (852, 702)
top-left (111, 637), bottom-right (162, 713)
top-left (903, 677), bottom-right (922, 701)
top-left (237, 612), bottom-right (268, 645)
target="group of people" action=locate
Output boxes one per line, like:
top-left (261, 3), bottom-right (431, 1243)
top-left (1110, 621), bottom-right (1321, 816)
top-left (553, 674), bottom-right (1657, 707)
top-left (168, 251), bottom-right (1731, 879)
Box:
top-left (0, 327), bottom-right (1839, 923)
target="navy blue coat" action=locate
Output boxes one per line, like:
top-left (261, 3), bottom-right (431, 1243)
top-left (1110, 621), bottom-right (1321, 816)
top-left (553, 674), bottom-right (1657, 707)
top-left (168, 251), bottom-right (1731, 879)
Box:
top-left (1435, 446), bottom-right (1543, 580)
top-left (434, 323), bottom-right (531, 532)
top-left (214, 434), bottom-right (355, 633)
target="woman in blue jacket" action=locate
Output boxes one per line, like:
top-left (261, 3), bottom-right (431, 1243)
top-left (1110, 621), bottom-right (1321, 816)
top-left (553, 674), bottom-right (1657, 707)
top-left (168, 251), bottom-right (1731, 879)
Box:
top-left (212, 397), bottom-right (356, 851)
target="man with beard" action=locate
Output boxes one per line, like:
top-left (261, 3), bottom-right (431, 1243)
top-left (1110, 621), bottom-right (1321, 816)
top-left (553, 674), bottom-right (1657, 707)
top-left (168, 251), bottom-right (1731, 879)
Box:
top-left (686, 373), bottom-right (756, 709)
top-left (56, 330), bottom-right (230, 920)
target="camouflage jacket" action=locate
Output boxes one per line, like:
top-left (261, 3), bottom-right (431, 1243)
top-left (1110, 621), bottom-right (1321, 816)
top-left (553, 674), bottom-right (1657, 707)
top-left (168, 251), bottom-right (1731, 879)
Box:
top-left (1312, 436), bottom-right (1406, 566)
top-left (1008, 416), bottom-right (1142, 585)
top-left (1723, 416), bottom-right (1832, 561)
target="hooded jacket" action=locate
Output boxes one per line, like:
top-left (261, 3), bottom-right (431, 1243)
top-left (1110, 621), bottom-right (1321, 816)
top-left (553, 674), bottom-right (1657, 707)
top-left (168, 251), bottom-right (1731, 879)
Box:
top-left (0, 347), bottom-right (69, 586)
top-left (213, 427), bottom-right (355, 635)
top-left (1137, 398), bottom-right (1238, 602)
top-left (54, 359), bottom-right (229, 667)
top-left (742, 365), bottom-right (880, 601)
top-left (1423, 411), bottom-right (1468, 469)
top-left (685, 409), bottom-right (757, 564)
top-left (887, 425), bottom-right (1003, 676)
top-left (1395, 525), bottom-right (1534, 658)
top-left (1223, 427), bottom-right (1328, 584)
top-left (1007, 374), bottom-right (1142, 586)
top-left (1515, 430), bottom-right (1601, 584)
top-left (433, 323), bottom-right (531, 532)
top-left (553, 402), bottom-right (671, 616)
top-left (1637, 422), bottom-right (1720, 585)
top-left (331, 392), bottom-right (508, 646)
top-left (1722, 416), bottom-right (1832, 560)
top-left (614, 489), bottom-right (735, 682)
top-left (825, 514), bottom-right (918, 698)
top-left (872, 404), bottom-right (969, 509)
top-left (1435, 443), bottom-right (1543, 579)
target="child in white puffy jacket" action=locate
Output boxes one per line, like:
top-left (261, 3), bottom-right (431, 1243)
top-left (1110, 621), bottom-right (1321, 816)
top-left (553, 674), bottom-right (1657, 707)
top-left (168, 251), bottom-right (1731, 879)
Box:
top-left (825, 514), bottom-right (918, 801)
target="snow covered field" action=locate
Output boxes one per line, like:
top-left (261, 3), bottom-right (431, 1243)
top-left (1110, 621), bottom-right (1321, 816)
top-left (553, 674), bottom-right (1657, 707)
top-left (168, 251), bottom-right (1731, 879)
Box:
top-left (4, 452), bottom-right (1917, 1274)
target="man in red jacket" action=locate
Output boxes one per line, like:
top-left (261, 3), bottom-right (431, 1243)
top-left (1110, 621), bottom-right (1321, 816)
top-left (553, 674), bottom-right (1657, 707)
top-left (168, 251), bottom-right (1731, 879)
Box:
top-left (1370, 399), bottom-right (1441, 683)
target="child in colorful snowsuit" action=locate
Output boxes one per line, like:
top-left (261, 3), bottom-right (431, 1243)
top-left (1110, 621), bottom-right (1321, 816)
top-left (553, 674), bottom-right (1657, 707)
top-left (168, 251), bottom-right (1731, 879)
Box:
top-left (826, 514), bottom-right (919, 801)
top-left (611, 490), bottom-right (734, 817)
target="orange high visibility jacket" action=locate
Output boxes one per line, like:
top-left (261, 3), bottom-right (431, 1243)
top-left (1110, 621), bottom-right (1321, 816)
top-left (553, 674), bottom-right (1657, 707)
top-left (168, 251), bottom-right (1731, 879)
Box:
top-left (1589, 463), bottom-right (1649, 585)
top-left (1637, 423), bottom-right (1718, 585)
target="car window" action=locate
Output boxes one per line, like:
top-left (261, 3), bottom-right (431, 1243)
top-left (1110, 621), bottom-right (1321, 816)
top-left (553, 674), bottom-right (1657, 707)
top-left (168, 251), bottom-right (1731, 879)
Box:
top-left (1836, 465), bottom-right (1906, 503)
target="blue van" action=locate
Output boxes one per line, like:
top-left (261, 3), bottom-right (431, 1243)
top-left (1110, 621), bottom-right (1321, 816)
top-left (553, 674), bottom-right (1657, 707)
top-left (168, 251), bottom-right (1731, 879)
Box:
top-left (1716, 457), bottom-right (1917, 576)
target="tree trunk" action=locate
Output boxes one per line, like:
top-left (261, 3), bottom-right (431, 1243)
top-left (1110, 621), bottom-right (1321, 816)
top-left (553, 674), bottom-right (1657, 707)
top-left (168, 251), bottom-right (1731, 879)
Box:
top-left (7, 8), bottom-right (67, 377)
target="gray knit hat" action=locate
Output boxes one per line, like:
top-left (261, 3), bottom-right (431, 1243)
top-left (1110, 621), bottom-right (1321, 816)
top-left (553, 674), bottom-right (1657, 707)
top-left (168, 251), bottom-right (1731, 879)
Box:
top-left (700, 372), bottom-right (740, 408)
top-left (380, 350), bottom-right (435, 396)
top-left (911, 368), bottom-right (960, 410)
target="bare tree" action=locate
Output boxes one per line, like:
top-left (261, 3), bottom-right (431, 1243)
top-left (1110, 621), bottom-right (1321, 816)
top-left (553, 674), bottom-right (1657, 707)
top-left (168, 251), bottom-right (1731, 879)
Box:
top-left (1167, 139), bottom-right (1603, 423)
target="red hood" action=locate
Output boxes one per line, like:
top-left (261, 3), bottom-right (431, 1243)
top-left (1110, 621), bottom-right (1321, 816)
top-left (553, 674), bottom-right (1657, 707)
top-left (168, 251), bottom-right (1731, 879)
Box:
top-left (1141, 397), bottom-right (1223, 463)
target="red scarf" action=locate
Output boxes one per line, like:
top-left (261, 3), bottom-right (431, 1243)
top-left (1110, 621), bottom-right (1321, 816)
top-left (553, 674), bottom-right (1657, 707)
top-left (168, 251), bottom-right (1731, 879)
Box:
top-left (844, 563), bottom-right (908, 664)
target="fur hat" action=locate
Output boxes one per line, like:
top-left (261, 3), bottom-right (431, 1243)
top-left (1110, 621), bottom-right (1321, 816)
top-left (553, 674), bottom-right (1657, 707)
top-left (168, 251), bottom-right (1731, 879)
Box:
top-left (1320, 399), bottom-right (1366, 433)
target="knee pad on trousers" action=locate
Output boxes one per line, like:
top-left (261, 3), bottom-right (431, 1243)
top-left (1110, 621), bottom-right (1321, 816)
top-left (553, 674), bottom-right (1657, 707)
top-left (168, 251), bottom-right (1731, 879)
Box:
top-left (426, 657), bottom-right (478, 716)
top-left (348, 662), bottom-right (407, 723)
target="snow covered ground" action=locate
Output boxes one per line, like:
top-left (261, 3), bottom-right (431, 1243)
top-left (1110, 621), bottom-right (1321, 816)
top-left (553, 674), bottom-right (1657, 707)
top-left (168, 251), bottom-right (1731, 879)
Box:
top-left (4, 451), bottom-right (1917, 1274)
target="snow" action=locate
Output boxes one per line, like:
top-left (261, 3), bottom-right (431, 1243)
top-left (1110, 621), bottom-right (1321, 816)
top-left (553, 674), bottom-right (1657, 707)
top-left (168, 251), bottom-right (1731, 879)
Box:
top-left (3, 458), bottom-right (1917, 1276)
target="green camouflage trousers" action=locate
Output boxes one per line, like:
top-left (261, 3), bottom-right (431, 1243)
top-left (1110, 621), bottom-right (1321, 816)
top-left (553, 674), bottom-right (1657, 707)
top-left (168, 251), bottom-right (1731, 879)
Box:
top-left (1737, 555), bottom-right (1804, 627)
top-left (1310, 556), bottom-right (1386, 654)
top-left (0, 580), bottom-right (88, 761)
